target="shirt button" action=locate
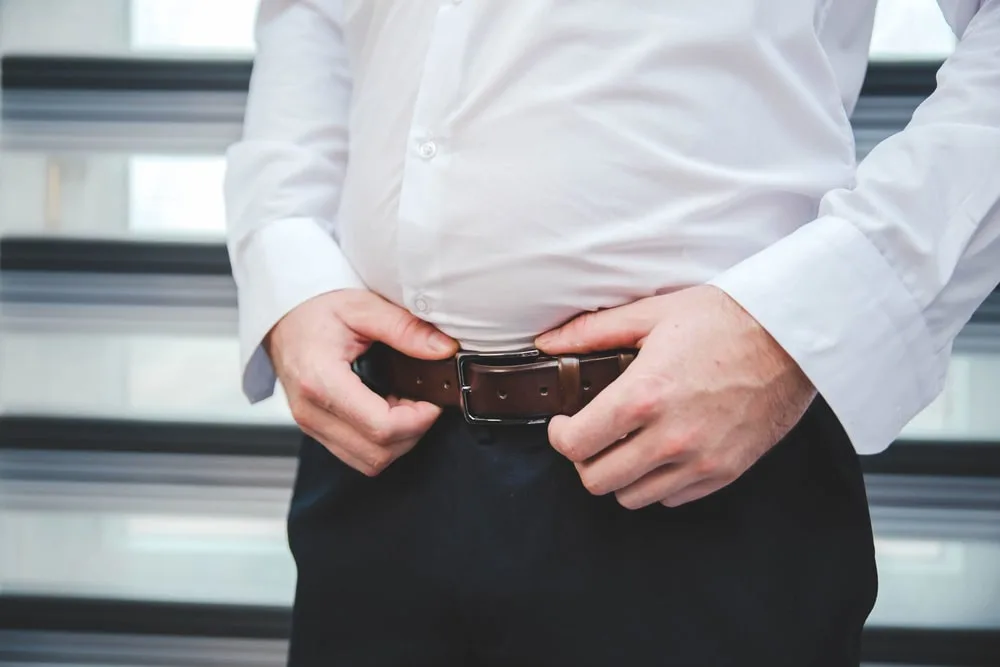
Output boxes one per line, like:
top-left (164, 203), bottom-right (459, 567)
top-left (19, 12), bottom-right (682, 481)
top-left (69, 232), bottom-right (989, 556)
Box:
top-left (417, 141), bottom-right (437, 160)
top-left (414, 297), bottom-right (430, 313)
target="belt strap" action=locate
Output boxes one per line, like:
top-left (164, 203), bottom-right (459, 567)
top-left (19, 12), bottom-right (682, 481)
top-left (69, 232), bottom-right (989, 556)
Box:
top-left (357, 343), bottom-right (637, 423)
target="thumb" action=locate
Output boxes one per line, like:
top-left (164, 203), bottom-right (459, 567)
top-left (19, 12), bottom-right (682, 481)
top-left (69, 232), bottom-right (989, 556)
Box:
top-left (343, 294), bottom-right (459, 360)
top-left (534, 300), bottom-right (659, 355)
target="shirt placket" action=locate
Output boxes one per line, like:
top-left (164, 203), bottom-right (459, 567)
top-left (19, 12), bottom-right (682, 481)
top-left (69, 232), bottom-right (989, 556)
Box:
top-left (396, 0), bottom-right (471, 319)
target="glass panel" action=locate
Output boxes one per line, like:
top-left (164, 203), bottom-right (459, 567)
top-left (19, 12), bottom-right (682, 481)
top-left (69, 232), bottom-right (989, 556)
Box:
top-left (130, 0), bottom-right (257, 55)
top-left (0, 305), bottom-right (292, 424)
top-left (1, 0), bottom-right (960, 60)
top-left (0, 0), bottom-right (257, 57)
top-left (0, 151), bottom-right (133, 238)
top-left (129, 155), bottom-right (228, 237)
top-left (2, 476), bottom-right (998, 628)
top-left (0, 150), bottom-right (229, 240)
top-left (0, 484), bottom-right (294, 606)
top-left (869, 533), bottom-right (1000, 628)
top-left (899, 354), bottom-right (1000, 442)
top-left (869, 0), bottom-right (957, 61)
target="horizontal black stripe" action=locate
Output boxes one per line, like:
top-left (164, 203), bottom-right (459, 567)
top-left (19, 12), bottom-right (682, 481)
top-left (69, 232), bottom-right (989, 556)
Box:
top-left (0, 596), bottom-right (290, 640)
top-left (1, 237), bottom-right (232, 276)
top-left (863, 441), bottom-right (1000, 479)
top-left (2, 55), bottom-right (938, 97)
top-left (862, 627), bottom-right (1000, 667)
top-left (1, 595), bottom-right (996, 665)
top-left (3, 415), bottom-right (1000, 479)
top-left (860, 60), bottom-right (941, 98)
top-left (1, 56), bottom-right (252, 92)
top-left (0, 416), bottom-right (300, 459)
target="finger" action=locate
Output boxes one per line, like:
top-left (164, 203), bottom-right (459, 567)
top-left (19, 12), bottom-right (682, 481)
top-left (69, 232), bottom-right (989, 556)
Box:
top-left (320, 431), bottom-right (423, 477)
top-left (393, 396), bottom-right (439, 412)
top-left (614, 463), bottom-right (704, 510)
top-left (297, 401), bottom-right (427, 475)
top-left (661, 479), bottom-right (730, 508)
top-left (300, 423), bottom-right (379, 475)
top-left (574, 430), bottom-right (680, 496)
top-left (339, 292), bottom-right (458, 360)
top-left (534, 300), bottom-right (659, 355)
top-left (547, 374), bottom-right (650, 463)
top-left (314, 364), bottom-right (442, 444)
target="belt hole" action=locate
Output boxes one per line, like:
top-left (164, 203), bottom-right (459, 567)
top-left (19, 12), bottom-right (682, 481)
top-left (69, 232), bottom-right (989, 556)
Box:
top-left (539, 386), bottom-right (549, 396)
top-left (416, 376), bottom-right (423, 385)
top-left (443, 380), bottom-right (451, 389)
top-left (582, 380), bottom-right (592, 391)
top-left (498, 389), bottom-right (508, 400)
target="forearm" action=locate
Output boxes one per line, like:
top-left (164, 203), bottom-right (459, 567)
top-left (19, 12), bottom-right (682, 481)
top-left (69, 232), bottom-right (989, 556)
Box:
top-left (224, 0), bottom-right (364, 401)
top-left (712, 0), bottom-right (1000, 453)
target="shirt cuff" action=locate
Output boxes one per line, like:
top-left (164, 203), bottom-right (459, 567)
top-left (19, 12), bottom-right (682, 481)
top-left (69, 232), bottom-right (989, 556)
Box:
top-left (709, 215), bottom-right (949, 454)
top-left (229, 217), bottom-right (366, 403)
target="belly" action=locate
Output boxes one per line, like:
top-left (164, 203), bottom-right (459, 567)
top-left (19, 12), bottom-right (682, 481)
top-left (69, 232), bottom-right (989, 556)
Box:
top-left (335, 5), bottom-right (856, 348)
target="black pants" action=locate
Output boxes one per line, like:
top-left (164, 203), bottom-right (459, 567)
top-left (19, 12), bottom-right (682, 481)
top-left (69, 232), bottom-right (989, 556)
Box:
top-left (286, 398), bottom-right (877, 666)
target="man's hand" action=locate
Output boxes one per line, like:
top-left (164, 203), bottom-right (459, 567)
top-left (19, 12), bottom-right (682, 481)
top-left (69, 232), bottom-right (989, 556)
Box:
top-left (267, 289), bottom-right (459, 476)
top-left (534, 285), bottom-right (816, 509)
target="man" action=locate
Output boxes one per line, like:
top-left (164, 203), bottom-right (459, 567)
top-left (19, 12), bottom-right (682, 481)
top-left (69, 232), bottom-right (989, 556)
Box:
top-left (224, 1), bottom-right (1000, 665)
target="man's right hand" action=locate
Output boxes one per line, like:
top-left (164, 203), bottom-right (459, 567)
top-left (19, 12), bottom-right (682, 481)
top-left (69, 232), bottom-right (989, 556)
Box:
top-left (266, 289), bottom-right (459, 476)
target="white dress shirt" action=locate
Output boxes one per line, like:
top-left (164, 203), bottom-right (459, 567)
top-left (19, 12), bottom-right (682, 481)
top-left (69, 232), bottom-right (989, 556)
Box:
top-left (225, 0), bottom-right (1000, 455)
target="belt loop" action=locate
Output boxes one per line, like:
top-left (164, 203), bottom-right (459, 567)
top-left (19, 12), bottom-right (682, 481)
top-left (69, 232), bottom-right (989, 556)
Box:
top-left (557, 355), bottom-right (583, 415)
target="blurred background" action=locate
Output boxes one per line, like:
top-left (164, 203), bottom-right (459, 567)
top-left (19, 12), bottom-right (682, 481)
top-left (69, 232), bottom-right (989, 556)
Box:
top-left (0, 1), bottom-right (998, 665)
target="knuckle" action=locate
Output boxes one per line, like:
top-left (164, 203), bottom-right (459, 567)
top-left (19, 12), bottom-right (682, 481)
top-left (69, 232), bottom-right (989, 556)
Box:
top-left (719, 459), bottom-right (743, 482)
top-left (295, 377), bottom-right (326, 405)
top-left (580, 471), bottom-right (606, 496)
top-left (698, 454), bottom-right (738, 481)
top-left (360, 419), bottom-right (393, 446)
top-left (652, 436), bottom-right (685, 463)
top-left (624, 376), bottom-right (667, 421)
top-left (616, 491), bottom-right (645, 511)
top-left (564, 444), bottom-right (586, 463)
top-left (664, 427), bottom-right (699, 459)
top-left (629, 397), bottom-right (658, 422)
top-left (367, 451), bottom-right (394, 475)
top-left (559, 441), bottom-right (581, 461)
top-left (548, 427), bottom-right (574, 458)
top-left (695, 455), bottom-right (720, 477)
top-left (289, 402), bottom-right (313, 429)
top-left (295, 377), bottom-right (321, 401)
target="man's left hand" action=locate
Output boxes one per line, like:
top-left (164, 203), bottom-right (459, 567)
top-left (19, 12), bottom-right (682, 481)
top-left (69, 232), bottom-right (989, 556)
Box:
top-left (534, 285), bottom-right (816, 509)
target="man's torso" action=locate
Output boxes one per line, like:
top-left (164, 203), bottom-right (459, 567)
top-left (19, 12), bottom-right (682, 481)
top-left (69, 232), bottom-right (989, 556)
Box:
top-left (335, 0), bottom-right (875, 349)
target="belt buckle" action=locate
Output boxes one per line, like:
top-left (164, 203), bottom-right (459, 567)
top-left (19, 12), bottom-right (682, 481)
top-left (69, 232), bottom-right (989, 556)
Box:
top-left (455, 349), bottom-right (549, 425)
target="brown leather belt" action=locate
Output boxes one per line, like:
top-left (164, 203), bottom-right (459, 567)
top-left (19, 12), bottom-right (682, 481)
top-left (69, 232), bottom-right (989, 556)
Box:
top-left (355, 343), bottom-right (637, 424)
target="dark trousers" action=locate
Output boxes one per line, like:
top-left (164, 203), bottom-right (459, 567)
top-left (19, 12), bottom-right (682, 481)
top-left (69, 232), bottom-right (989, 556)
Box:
top-left (286, 397), bottom-right (877, 666)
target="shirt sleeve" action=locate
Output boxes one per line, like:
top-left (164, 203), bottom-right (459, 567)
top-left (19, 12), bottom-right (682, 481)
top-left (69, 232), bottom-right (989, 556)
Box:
top-left (224, 0), bottom-right (365, 404)
top-left (710, 0), bottom-right (1000, 454)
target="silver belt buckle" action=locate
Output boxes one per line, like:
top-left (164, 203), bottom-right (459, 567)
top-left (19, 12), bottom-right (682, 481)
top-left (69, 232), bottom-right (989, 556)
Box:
top-left (455, 349), bottom-right (550, 425)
